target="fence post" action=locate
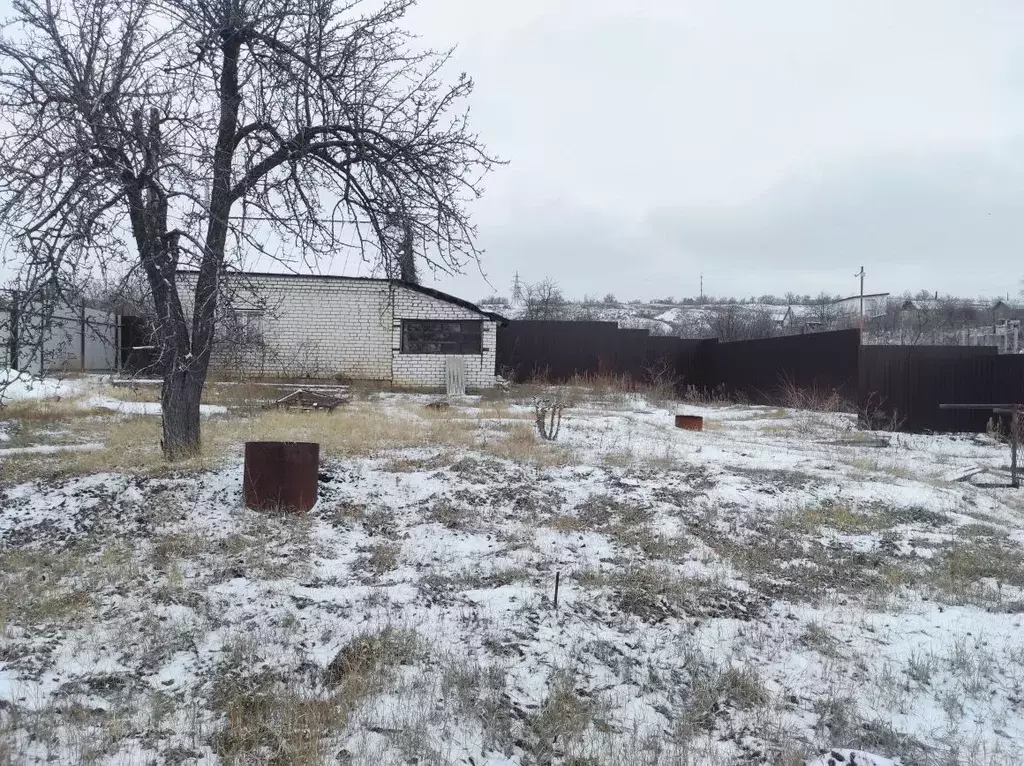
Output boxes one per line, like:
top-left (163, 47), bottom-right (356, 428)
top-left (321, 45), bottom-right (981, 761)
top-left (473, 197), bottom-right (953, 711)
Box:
top-left (80, 300), bottom-right (87, 371)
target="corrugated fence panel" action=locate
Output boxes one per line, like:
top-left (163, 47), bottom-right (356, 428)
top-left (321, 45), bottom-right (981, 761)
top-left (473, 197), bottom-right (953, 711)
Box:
top-left (716, 329), bottom-right (861, 404)
top-left (496, 321), bottom-right (619, 381)
top-left (858, 345), bottom-right (1002, 432)
top-left (496, 321), bottom-right (708, 385)
top-left (497, 322), bottom-right (1020, 433)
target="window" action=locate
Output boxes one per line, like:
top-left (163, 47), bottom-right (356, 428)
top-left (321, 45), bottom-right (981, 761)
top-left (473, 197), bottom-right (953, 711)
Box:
top-left (224, 309), bottom-right (264, 346)
top-left (401, 320), bottom-right (482, 355)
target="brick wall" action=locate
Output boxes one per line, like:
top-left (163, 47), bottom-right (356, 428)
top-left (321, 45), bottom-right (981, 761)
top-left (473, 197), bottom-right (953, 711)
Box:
top-left (391, 289), bottom-right (497, 389)
top-left (177, 272), bottom-right (497, 388)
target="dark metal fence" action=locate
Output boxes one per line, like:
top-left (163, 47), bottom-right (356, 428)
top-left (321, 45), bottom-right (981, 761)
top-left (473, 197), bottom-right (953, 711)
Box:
top-left (495, 321), bottom-right (706, 385)
top-left (495, 323), bottom-right (859, 401)
top-left (714, 329), bottom-right (861, 405)
top-left (496, 321), bottom-right (1024, 433)
top-left (858, 345), bottom-right (1021, 432)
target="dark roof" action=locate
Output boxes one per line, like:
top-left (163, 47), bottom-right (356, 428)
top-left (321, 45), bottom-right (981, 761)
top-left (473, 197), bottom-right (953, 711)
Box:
top-left (833, 293), bottom-right (890, 303)
top-left (175, 270), bottom-right (506, 322)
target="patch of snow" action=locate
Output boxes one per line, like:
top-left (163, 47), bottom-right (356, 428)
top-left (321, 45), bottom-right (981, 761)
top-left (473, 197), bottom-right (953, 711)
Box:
top-left (82, 395), bottom-right (227, 416)
top-left (0, 443), bottom-right (103, 457)
top-left (0, 368), bottom-right (88, 404)
top-left (806, 750), bottom-right (899, 766)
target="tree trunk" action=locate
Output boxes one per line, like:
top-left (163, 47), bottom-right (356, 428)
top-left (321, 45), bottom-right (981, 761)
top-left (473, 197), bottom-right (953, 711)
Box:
top-left (161, 366), bottom-right (204, 460)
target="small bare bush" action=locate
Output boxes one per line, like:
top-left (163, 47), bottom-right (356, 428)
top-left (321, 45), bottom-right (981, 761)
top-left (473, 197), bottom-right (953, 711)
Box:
top-left (858, 391), bottom-right (907, 432)
top-left (534, 398), bottom-right (565, 441)
top-left (778, 375), bottom-right (849, 413)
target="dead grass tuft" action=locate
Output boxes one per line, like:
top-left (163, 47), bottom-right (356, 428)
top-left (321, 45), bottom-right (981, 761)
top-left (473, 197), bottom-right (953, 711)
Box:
top-left (578, 565), bottom-right (717, 622)
top-left (780, 501), bottom-right (895, 534)
top-left (325, 626), bottom-right (420, 688)
top-left (477, 421), bottom-right (570, 467)
top-left (525, 669), bottom-right (605, 761)
top-left (210, 663), bottom-right (340, 764)
top-left (929, 540), bottom-right (1024, 601)
top-left (0, 548), bottom-right (96, 631)
top-left (0, 396), bottom-right (107, 423)
top-left (355, 542), bottom-right (401, 578)
top-left (799, 620), bottom-right (840, 657)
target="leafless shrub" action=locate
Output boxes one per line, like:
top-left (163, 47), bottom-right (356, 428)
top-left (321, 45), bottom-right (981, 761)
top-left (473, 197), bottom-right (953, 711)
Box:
top-left (777, 374), bottom-right (848, 413)
top-left (642, 358), bottom-right (682, 404)
top-left (859, 391), bottom-right (907, 432)
top-left (680, 383), bottom-right (731, 405)
top-left (534, 398), bottom-right (565, 441)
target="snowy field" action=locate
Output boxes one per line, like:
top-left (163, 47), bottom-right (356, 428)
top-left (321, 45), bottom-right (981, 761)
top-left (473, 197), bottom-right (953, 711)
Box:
top-left (2, 374), bottom-right (1024, 765)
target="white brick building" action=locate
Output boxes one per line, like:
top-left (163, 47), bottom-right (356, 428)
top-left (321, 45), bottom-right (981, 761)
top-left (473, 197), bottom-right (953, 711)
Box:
top-left (177, 271), bottom-right (504, 389)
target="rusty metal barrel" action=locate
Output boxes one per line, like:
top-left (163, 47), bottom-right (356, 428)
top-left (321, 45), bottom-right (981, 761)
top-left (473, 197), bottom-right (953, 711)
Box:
top-left (674, 414), bottom-right (704, 431)
top-left (243, 441), bottom-right (320, 512)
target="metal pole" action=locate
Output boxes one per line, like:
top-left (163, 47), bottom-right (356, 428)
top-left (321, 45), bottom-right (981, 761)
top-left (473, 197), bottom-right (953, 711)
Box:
top-left (856, 266), bottom-right (865, 332)
top-left (1013, 406), bottom-right (1020, 489)
top-left (80, 300), bottom-right (86, 371)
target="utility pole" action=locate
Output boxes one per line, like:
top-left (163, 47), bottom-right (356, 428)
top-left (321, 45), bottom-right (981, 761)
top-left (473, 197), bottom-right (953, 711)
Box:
top-left (855, 266), bottom-right (865, 331)
top-left (700, 273), bottom-right (704, 304)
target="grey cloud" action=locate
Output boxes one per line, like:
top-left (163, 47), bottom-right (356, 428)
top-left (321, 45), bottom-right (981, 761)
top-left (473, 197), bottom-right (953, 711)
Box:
top-left (643, 150), bottom-right (1024, 296)
top-left (435, 149), bottom-right (1024, 301)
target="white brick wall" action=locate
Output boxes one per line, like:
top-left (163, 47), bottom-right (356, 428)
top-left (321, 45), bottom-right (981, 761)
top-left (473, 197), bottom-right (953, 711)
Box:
top-left (391, 289), bottom-right (497, 389)
top-left (177, 272), bottom-right (497, 388)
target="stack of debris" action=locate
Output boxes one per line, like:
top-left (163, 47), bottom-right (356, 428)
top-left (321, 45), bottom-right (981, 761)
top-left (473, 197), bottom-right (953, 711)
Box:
top-left (272, 388), bottom-right (350, 412)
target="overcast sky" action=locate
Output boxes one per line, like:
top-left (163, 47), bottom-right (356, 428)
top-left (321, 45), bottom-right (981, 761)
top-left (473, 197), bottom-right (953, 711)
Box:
top-left (406, 0), bottom-right (1024, 301)
top-left (3, 0), bottom-right (1023, 301)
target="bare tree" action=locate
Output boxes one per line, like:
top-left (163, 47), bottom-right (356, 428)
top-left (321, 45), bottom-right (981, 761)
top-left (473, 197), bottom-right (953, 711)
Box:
top-left (0, 0), bottom-right (496, 458)
top-left (706, 305), bottom-right (778, 342)
top-left (807, 293), bottom-right (844, 329)
top-left (522, 278), bottom-right (567, 321)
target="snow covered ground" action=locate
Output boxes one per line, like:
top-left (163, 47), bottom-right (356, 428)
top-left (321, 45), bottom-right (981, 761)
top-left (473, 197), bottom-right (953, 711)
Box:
top-left (2, 378), bottom-right (1024, 764)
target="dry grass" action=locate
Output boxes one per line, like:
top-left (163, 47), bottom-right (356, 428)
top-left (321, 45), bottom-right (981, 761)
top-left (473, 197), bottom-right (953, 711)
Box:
top-left (1, 388), bottom-right (574, 481)
top-left (1, 401), bottom-right (472, 478)
top-left (0, 549), bottom-right (96, 632)
top-left (0, 540), bottom-right (145, 634)
top-left (929, 541), bottom-right (1024, 597)
top-left (476, 420), bottom-right (571, 467)
top-left (355, 542), bottom-right (401, 578)
top-left (208, 625), bottom-right (420, 765)
top-left (0, 395), bottom-right (108, 424)
top-left (524, 669), bottom-right (606, 761)
top-left (779, 501), bottom-right (897, 534)
top-left (777, 376), bottom-right (851, 414)
top-left (577, 565), bottom-right (718, 622)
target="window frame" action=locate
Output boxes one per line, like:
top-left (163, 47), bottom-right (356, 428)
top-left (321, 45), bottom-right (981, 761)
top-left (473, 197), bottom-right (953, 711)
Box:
top-left (400, 319), bottom-right (483, 355)
top-left (224, 308), bottom-right (265, 346)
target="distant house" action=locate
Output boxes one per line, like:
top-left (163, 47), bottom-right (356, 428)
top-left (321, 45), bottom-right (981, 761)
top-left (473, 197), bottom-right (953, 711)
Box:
top-left (899, 298), bottom-right (1024, 323)
top-left (779, 305), bottom-right (824, 332)
top-left (832, 293), bottom-right (890, 321)
top-left (177, 271), bottom-right (505, 389)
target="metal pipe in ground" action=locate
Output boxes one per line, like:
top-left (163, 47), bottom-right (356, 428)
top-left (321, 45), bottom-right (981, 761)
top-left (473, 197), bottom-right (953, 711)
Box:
top-left (243, 441), bottom-right (320, 512)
